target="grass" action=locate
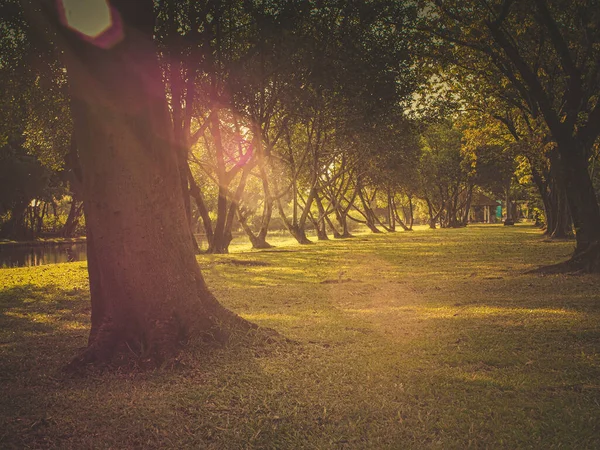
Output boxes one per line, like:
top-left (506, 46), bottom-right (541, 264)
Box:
top-left (1, 224), bottom-right (599, 449)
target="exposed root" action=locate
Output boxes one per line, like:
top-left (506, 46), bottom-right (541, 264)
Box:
top-left (65, 318), bottom-right (123, 373)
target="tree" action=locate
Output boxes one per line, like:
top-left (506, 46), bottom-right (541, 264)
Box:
top-left (424, 0), bottom-right (600, 271)
top-left (439, 47), bottom-right (573, 236)
top-left (31, 0), bottom-right (252, 366)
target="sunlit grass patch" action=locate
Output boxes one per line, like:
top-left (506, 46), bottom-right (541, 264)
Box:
top-left (1, 224), bottom-right (599, 448)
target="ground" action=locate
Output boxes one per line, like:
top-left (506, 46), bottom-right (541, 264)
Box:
top-left (1, 224), bottom-right (599, 449)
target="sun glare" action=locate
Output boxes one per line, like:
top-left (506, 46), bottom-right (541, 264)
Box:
top-left (57, 0), bottom-right (123, 48)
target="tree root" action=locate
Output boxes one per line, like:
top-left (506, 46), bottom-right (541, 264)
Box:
top-left (66, 281), bottom-right (283, 373)
top-left (65, 318), bottom-right (123, 373)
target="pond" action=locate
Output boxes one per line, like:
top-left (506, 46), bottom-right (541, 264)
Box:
top-left (0, 242), bottom-right (87, 268)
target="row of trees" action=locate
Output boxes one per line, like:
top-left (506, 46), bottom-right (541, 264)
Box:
top-left (155, 0), bottom-right (424, 252)
top-left (4, 2), bottom-right (599, 256)
top-left (1, 0), bottom-right (518, 246)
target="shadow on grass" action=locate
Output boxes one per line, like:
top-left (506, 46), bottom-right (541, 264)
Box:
top-left (0, 281), bottom-right (291, 449)
top-left (0, 284), bottom-right (90, 377)
top-left (0, 283), bottom-right (90, 446)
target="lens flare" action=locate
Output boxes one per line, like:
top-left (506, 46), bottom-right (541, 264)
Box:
top-left (57, 0), bottom-right (123, 49)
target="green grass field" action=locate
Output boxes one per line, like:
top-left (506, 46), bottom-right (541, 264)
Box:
top-left (1, 224), bottom-right (599, 449)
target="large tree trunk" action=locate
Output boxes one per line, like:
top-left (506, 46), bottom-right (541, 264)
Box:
top-left (390, 203), bottom-right (410, 232)
top-left (271, 175), bottom-right (312, 245)
top-left (556, 140), bottom-right (600, 269)
top-left (546, 150), bottom-right (573, 239)
top-left (548, 180), bottom-right (572, 239)
top-left (53, 0), bottom-right (251, 366)
top-left (386, 189), bottom-right (397, 232)
top-left (328, 199), bottom-right (350, 238)
top-left (237, 211), bottom-right (272, 249)
top-left (532, 139), bottom-right (600, 273)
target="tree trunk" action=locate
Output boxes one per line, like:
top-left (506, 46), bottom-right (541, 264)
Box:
top-left (187, 164), bottom-right (213, 249)
top-left (336, 211), bottom-right (352, 238)
top-left (54, 0), bottom-right (251, 366)
top-left (425, 197), bottom-right (437, 229)
top-left (327, 200), bottom-right (349, 238)
top-left (237, 210), bottom-right (272, 249)
top-left (504, 182), bottom-right (514, 224)
top-left (273, 191), bottom-right (312, 245)
top-left (313, 193), bottom-right (329, 240)
top-left (309, 212), bottom-right (328, 240)
top-left (556, 140), bottom-right (600, 268)
top-left (218, 166), bottom-right (253, 253)
top-left (461, 184), bottom-right (473, 226)
top-left (549, 182), bottom-right (572, 239)
top-left (386, 189), bottom-right (396, 232)
top-left (545, 150), bottom-right (573, 239)
top-left (61, 197), bottom-right (83, 237)
top-left (406, 195), bottom-right (414, 230)
top-left (357, 188), bottom-right (381, 233)
top-left (391, 207), bottom-right (410, 232)
top-left (529, 162), bottom-right (553, 234)
top-left (35, 201), bottom-right (46, 236)
top-left (208, 182), bottom-right (229, 254)
top-left (237, 162), bottom-right (273, 249)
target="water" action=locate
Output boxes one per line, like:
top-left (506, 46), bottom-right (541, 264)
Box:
top-left (0, 242), bottom-right (87, 268)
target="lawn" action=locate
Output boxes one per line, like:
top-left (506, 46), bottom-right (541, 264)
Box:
top-left (1, 224), bottom-right (599, 449)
